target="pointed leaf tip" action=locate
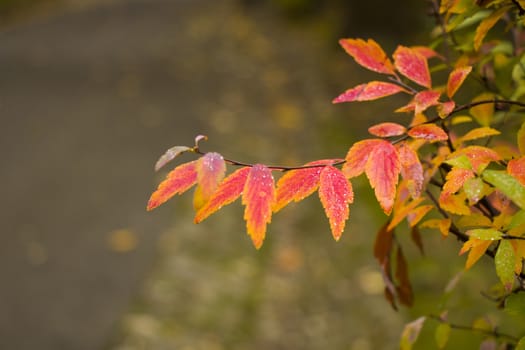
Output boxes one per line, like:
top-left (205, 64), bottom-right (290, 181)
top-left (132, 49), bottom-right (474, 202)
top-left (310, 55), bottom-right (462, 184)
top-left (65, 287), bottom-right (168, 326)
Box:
top-left (339, 38), bottom-right (395, 75)
top-left (193, 152), bottom-right (226, 211)
top-left (154, 145), bottom-right (192, 171)
top-left (147, 160), bottom-right (198, 211)
top-left (447, 66), bottom-right (472, 98)
top-left (333, 81), bottom-right (406, 104)
top-left (242, 165), bottom-right (276, 249)
top-left (318, 166), bottom-right (353, 240)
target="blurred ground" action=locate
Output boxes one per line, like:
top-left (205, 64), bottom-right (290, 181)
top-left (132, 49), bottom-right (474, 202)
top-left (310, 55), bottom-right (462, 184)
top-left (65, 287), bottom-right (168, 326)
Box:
top-left (0, 1), bottom-right (464, 350)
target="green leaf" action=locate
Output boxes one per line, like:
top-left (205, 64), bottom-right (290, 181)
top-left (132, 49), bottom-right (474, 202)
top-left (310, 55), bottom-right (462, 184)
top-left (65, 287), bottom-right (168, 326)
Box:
top-left (495, 240), bottom-right (516, 292)
top-left (445, 154), bottom-right (472, 169)
top-left (400, 317), bottom-right (426, 350)
top-left (509, 210), bottom-right (525, 230)
top-left (482, 170), bottom-right (525, 209)
top-left (435, 323), bottom-right (451, 349)
top-left (505, 292), bottom-right (525, 317)
top-left (467, 228), bottom-right (503, 240)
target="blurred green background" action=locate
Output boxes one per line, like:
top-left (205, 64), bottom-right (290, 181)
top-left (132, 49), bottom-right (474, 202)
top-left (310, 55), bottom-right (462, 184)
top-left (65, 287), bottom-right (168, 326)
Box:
top-left (1, 1), bottom-right (521, 349)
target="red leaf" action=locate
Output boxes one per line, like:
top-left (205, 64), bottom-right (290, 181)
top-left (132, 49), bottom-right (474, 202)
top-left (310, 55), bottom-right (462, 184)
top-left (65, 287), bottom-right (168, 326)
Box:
top-left (194, 167), bottom-right (250, 223)
top-left (339, 38), bottom-right (395, 75)
top-left (447, 66), bottom-right (472, 98)
top-left (508, 157), bottom-right (525, 187)
top-left (342, 139), bottom-right (384, 178)
top-left (393, 45), bottom-right (432, 88)
top-left (333, 81), bottom-right (406, 104)
top-left (397, 142), bottom-right (424, 198)
top-left (318, 166), bottom-right (354, 240)
top-left (273, 159), bottom-right (342, 212)
top-left (411, 46), bottom-right (443, 60)
top-left (365, 140), bottom-right (401, 215)
top-left (437, 101), bottom-right (456, 119)
top-left (408, 124), bottom-right (448, 142)
top-left (242, 165), bottom-right (276, 249)
top-left (368, 122), bottom-right (407, 137)
top-left (193, 152), bottom-right (226, 210)
top-left (147, 161), bottom-right (198, 211)
top-left (414, 90), bottom-right (441, 114)
top-left (449, 146), bottom-right (501, 173)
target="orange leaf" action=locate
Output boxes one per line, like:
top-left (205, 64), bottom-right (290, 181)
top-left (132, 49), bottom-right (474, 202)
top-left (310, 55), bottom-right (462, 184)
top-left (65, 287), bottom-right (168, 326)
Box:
top-left (273, 159), bottom-right (341, 212)
top-left (508, 157), bottom-right (525, 187)
top-left (318, 166), bottom-right (354, 240)
top-left (411, 46), bottom-right (443, 60)
top-left (194, 167), bottom-right (250, 223)
top-left (408, 124), bottom-right (448, 142)
top-left (193, 152), bottom-right (226, 210)
top-left (443, 168), bottom-right (475, 195)
top-left (333, 81), bottom-right (407, 104)
top-left (338, 38), bottom-right (395, 75)
top-left (437, 101), bottom-right (456, 119)
top-left (439, 192), bottom-right (471, 215)
top-left (242, 165), bottom-right (276, 249)
top-left (393, 45), bottom-right (432, 88)
top-left (407, 205), bottom-right (433, 228)
top-left (474, 6), bottom-right (509, 51)
top-left (147, 161), bottom-right (198, 211)
top-left (457, 127), bottom-right (500, 143)
top-left (342, 139), bottom-right (384, 178)
top-left (464, 239), bottom-right (492, 270)
top-left (421, 218), bottom-right (452, 238)
top-left (449, 146), bottom-right (501, 173)
top-left (398, 142), bottom-right (424, 199)
top-left (388, 197), bottom-right (425, 231)
top-left (368, 122), bottom-right (407, 137)
top-left (365, 140), bottom-right (401, 215)
top-left (414, 90), bottom-right (441, 114)
top-left (447, 66), bottom-right (472, 98)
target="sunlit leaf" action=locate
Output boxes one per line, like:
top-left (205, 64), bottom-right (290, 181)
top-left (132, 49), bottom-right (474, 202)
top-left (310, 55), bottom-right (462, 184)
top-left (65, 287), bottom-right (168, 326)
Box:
top-left (495, 240), bottom-right (516, 292)
top-left (467, 228), bottom-right (503, 240)
top-left (447, 66), bottom-right (472, 98)
top-left (318, 166), bottom-right (354, 240)
top-left (394, 46), bottom-right (432, 88)
top-left (147, 160), bottom-right (198, 211)
top-left (457, 127), bottom-right (500, 143)
top-left (463, 177), bottom-right (488, 204)
top-left (339, 38), bottom-right (395, 75)
top-left (400, 317), bottom-right (426, 350)
top-left (470, 93), bottom-right (495, 126)
top-left (407, 205), bottom-right (434, 228)
top-left (154, 145), bottom-right (192, 172)
top-left (193, 152), bottom-right (226, 210)
top-left (342, 139), bottom-right (384, 178)
top-left (273, 159), bottom-right (342, 212)
top-left (474, 6), bottom-right (509, 51)
top-left (439, 191), bottom-right (471, 215)
top-left (398, 142), bottom-right (424, 198)
top-left (242, 164), bottom-right (276, 249)
top-left (443, 167), bottom-right (475, 194)
top-left (414, 90), bottom-right (441, 114)
top-left (388, 197), bottom-right (425, 231)
top-left (483, 170), bottom-right (525, 209)
top-left (408, 124), bottom-right (448, 142)
top-left (194, 167), bottom-right (250, 223)
top-left (421, 218), bottom-right (452, 238)
top-left (411, 46), bottom-right (442, 60)
top-left (368, 122), bottom-right (407, 137)
top-left (435, 323), bottom-right (451, 349)
top-left (459, 238), bottom-right (492, 269)
top-left (333, 81), bottom-right (407, 103)
top-left (365, 140), bottom-right (401, 214)
top-left (508, 157), bottom-right (525, 187)
top-left (450, 146), bottom-right (501, 173)
top-left (438, 101), bottom-right (456, 119)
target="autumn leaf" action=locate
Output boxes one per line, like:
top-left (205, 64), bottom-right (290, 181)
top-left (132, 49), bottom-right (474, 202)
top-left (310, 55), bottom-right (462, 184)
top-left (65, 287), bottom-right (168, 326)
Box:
top-left (193, 152), bottom-right (226, 210)
top-left (411, 46), bottom-right (442, 60)
top-left (448, 146), bottom-right (500, 173)
top-left (194, 167), bottom-right (250, 223)
top-left (400, 317), bottom-right (426, 350)
top-left (368, 122), bottom-right (407, 137)
top-left (396, 246), bottom-right (413, 306)
top-left (342, 139), bottom-right (384, 178)
top-left (437, 101), bottom-right (456, 119)
top-left (470, 93), bottom-right (495, 126)
top-left (273, 159), bottom-right (342, 212)
top-left (147, 160), bottom-right (198, 211)
top-left (483, 170), bottom-right (525, 209)
top-left (421, 218), bottom-right (452, 238)
top-left (407, 205), bottom-right (434, 228)
top-left (397, 142), bottom-right (424, 198)
top-left (474, 6), bottom-right (510, 51)
top-left (339, 38), bottom-right (395, 75)
top-left (447, 66), bottom-right (472, 98)
top-left (457, 127), bottom-right (500, 143)
top-left (393, 46), bottom-right (432, 88)
top-left (242, 164), bottom-right (276, 249)
top-left (388, 197), bottom-right (425, 231)
top-left (333, 81), bottom-right (407, 104)
top-left (318, 166), bottom-right (354, 240)
top-left (459, 238), bottom-right (492, 270)
top-left (365, 140), bottom-right (401, 215)
top-left (414, 90), bottom-right (441, 115)
top-left (443, 167), bottom-right (475, 194)
top-left (408, 124), bottom-right (448, 142)
top-left (508, 157), bottom-right (525, 187)
top-left (374, 221), bottom-right (394, 265)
